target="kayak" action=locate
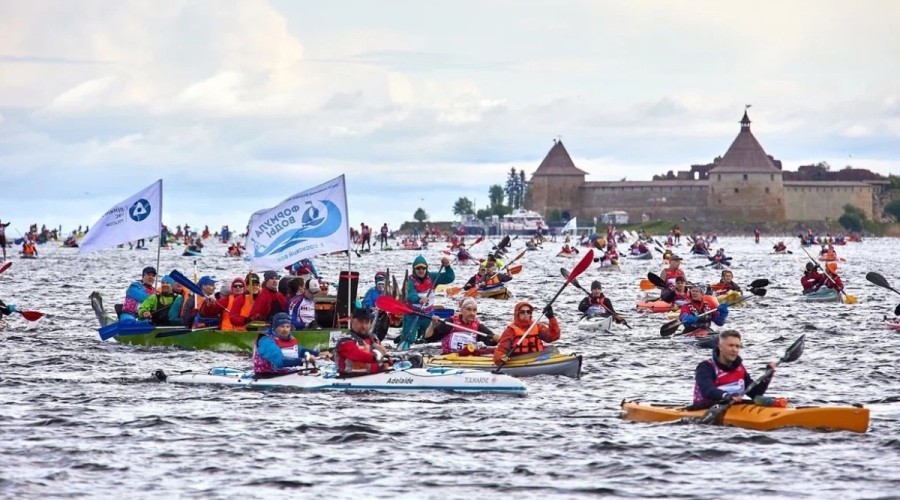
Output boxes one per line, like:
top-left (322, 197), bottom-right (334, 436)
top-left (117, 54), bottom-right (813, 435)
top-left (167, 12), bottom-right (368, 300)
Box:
top-left (425, 347), bottom-right (581, 379)
top-left (597, 263), bottom-right (621, 272)
top-left (801, 288), bottom-right (841, 303)
top-left (671, 328), bottom-right (718, 349)
top-left (478, 283), bottom-right (510, 300)
top-left (620, 400), bottom-right (869, 433)
top-left (716, 290), bottom-right (744, 306)
top-left (884, 318), bottom-right (900, 330)
top-left (636, 299), bottom-right (676, 313)
top-left (157, 366), bottom-right (527, 394)
top-left (709, 262), bottom-right (729, 270)
top-left (577, 314), bottom-right (613, 333)
top-left (557, 251), bottom-right (580, 258)
top-left (628, 252), bottom-right (652, 260)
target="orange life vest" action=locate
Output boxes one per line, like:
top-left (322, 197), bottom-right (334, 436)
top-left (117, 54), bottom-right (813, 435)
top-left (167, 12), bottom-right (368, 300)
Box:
top-left (505, 323), bottom-right (544, 355)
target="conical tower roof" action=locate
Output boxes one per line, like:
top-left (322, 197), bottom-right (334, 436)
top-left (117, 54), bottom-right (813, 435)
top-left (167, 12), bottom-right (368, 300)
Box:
top-left (532, 140), bottom-right (588, 176)
top-left (709, 111), bottom-right (780, 173)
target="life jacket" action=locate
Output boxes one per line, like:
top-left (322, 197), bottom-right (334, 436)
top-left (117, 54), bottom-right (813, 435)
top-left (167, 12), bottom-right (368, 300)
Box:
top-left (149, 293), bottom-right (177, 326)
top-left (682, 296), bottom-right (718, 328)
top-left (252, 333), bottom-right (300, 375)
top-left (409, 275), bottom-right (435, 312)
top-left (442, 316), bottom-right (481, 354)
top-left (22, 242), bottom-right (36, 255)
top-left (334, 332), bottom-right (376, 376)
top-left (662, 268), bottom-right (685, 287)
top-left (219, 295), bottom-right (247, 331)
top-left (693, 358), bottom-right (747, 405)
top-left (504, 323), bottom-right (544, 356)
top-left (122, 282), bottom-right (154, 316)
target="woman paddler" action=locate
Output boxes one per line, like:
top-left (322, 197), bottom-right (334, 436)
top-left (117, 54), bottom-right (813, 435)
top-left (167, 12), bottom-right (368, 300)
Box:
top-left (253, 312), bottom-right (330, 376)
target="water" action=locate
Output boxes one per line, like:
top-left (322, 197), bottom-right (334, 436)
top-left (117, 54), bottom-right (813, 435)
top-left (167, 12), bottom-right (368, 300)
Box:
top-left (1, 237), bottom-right (899, 498)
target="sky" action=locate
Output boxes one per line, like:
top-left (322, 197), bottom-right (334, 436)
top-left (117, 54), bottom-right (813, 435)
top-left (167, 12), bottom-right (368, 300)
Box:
top-left (1, 0), bottom-right (899, 235)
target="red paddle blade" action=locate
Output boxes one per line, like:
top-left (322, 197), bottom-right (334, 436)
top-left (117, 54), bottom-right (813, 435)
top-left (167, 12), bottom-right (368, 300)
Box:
top-left (20, 310), bottom-right (43, 321)
top-left (0, 261), bottom-right (11, 274)
top-left (375, 295), bottom-right (413, 315)
top-left (565, 249), bottom-right (595, 284)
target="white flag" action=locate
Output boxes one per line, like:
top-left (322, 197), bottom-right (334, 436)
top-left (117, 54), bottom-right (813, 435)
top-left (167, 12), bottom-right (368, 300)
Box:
top-left (79, 180), bottom-right (162, 254)
top-left (246, 175), bottom-right (350, 269)
top-left (561, 217), bottom-right (577, 233)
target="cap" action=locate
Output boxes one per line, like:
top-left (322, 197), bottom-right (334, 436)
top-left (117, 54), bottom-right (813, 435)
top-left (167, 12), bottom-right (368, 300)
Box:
top-left (670, 255), bottom-right (682, 261)
top-left (198, 276), bottom-right (216, 287)
top-left (263, 270), bottom-right (280, 281)
top-left (591, 280), bottom-right (602, 290)
top-left (306, 279), bottom-right (320, 294)
top-left (375, 276), bottom-right (386, 284)
top-left (272, 312), bottom-right (292, 329)
top-left (245, 273), bottom-right (261, 285)
top-left (231, 277), bottom-right (246, 287)
top-left (351, 307), bottom-right (372, 320)
top-left (142, 266), bottom-right (157, 275)
top-left (675, 276), bottom-right (686, 283)
top-left (805, 262), bottom-right (815, 271)
top-left (160, 275), bottom-right (175, 285)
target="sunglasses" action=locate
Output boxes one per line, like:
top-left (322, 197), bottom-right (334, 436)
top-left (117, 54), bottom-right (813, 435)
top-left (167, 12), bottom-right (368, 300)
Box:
top-left (414, 266), bottom-right (428, 270)
top-left (233, 285), bottom-right (244, 289)
top-left (518, 309), bottom-right (533, 315)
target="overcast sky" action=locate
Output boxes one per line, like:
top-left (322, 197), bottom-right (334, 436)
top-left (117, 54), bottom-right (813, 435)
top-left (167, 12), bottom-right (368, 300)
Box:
top-left (2, 0), bottom-right (898, 234)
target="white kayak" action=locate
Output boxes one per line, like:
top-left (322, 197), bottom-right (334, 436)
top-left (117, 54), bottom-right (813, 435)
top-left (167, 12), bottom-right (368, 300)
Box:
top-left (155, 366), bottom-right (526, 394)
top-left (577, 314), bottom-right (613, 332)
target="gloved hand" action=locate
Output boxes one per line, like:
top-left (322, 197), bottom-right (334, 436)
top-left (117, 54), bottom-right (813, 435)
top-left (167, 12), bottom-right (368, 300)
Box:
top-left (681, 314), bottom-right (698, 325)
top-left (543, 305), bottom-right (554, 319)
top-left (372, 349), bottom-right (384, 363)
top-left (717, 303), bottom-right (729, 314)
top-left (5, 304), bottom-right (18, 314)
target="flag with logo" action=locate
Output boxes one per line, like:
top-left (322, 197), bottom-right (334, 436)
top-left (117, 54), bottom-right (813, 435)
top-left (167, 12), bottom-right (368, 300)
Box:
top-left (561, 217), bottom-right (577, 233)
top-left (246, 175), bottom-right (350, 269)
top-left (79, 179), bottom-right (162, 254)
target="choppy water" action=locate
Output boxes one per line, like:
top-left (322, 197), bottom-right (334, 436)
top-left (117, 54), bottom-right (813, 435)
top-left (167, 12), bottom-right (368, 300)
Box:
top-left (1, 236), bottom-right (899, 499)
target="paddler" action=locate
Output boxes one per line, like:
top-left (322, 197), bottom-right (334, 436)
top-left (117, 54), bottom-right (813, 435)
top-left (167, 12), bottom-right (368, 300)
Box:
top-left (462, 260), bottom-right (512, 292)
top-left (679, 285), bottom-right (728, 334)
top-left (493, 301), bottom-right (560, 365)
top-left (823, 262), bottom-right (844, 291)
top-left (121, 266), bottom-right (157, 322)
top-left (578, 280), bottom-right (626, 324)
top-left (710, 270), bottom-right (742, 294)
top-left (800, 262), bottom-right (826, 294)
top-left (423, 297), bottom-right (499, 354)
top-left (693, 330), bottom-right (777, 408)
top-left (0, 299), bottom-right (18, 318)
top-left (334, 307), bottom-right (392, 377)
top-left (252, 312), bottom-right (330, 376)
top-left (400, 255), bottom-right (454, 345)
top-left (249, 270), bottom-right (288, 323)
top-left (660, 255), bottom-right (686, 287)
top-left (137, 275), bottom-right (183, 326)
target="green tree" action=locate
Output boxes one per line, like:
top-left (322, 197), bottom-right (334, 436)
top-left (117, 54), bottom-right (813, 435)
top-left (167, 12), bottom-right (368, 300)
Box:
top-left (475, 208), bottom-right (493, 220)
top-left (413, 208), bottom-right (429, 225)
top-left (452, 197), bottom-right (474, 216)
top-left (838, 204), bottom-right (866, 232)
top-left (884, 199), bottom-right (900, 220)
top-left (489, 184), bottom-right (505, 209)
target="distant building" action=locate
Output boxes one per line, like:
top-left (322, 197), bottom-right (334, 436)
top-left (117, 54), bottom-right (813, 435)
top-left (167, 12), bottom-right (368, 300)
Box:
top-left (528, 111), bottom-right (890, 223)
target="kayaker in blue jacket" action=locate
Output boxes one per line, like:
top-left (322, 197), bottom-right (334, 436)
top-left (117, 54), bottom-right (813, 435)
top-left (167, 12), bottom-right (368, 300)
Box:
top-left (252, 312), bottom-right (331, 375)
top-left (121, 266), bottom-right (157, 322)
top-left (693, 330), bottom-right (777, 408)
top-left (0, 299), bottom-right (18, 317)
top-left (362, 272), bottom-right (387, 309)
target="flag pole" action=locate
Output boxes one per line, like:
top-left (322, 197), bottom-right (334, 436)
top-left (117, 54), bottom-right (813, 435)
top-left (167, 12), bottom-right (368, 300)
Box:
top-left (342, 175), bottom-right (352, 325)
top-left (154, 179), bottom-right (163, 288)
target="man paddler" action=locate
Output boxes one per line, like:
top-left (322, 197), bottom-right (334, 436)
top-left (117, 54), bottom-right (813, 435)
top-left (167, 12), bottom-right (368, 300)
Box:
top-left (399, 255), bottom-right (454, 348)
top-left (693, 330), bottom-right (776, 408)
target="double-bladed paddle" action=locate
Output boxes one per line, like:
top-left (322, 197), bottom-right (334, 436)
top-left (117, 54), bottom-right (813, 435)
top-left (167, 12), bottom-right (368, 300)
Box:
top-left (698, 335), bottom-right (806, 425)
top-left (865, 272), bottom-right (900, 316)
top-left (0, 261), bottom-right (11, 275)
top-left (375, 295), bottom-right (492, 339)
top-left (465, 250), bottom-right (527, 297)
top-left (493, 249), bottom-right (595, 373)
top-left (560, 267), bottom-right (631, 329)
top-left (659, 287), bottom-right (767, 337)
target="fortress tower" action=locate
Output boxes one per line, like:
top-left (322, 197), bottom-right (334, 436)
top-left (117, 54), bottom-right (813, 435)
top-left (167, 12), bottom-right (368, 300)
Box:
top-left (528, 139), bottom-right (587, 220)
top-left (707, 111), bottom-right (786, 221)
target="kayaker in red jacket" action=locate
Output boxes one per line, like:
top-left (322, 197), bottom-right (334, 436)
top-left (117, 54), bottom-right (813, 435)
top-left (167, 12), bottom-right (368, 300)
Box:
top-left (249, 270), bottom-right (288, 323)
top-left (693, 330), bottom-right (776, 408)
top-left (800, 263), bottom-right (826, 293)
top-left (334, 308), bottom-right (391, 376)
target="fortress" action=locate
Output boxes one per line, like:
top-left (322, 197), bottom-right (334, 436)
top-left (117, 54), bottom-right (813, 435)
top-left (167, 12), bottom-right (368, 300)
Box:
top-left (528, 111), bottom-right (891, 224)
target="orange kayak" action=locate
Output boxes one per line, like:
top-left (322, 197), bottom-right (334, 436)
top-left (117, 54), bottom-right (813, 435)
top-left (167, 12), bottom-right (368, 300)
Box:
top-left (636, 300), bottom-right (676, 313)
top-left (621, 400), bottom-right (869, 433)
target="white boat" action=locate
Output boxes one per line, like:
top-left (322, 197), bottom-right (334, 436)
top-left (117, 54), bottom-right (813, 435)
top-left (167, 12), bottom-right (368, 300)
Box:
top-left (500, 209), bottom-right (546, 235)
top-left (577, 314), bottom-right (613, 332)
top-left (155, 366), bottom-right (526, 394)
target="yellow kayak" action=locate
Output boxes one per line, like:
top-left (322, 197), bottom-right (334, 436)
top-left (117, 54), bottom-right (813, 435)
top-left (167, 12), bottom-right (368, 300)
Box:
top-left (621, 400), bottom-right (869, 433)
top-left (425, 347), bottom-right (581, 379)
top-left (716, 290), bottom-right (745, 306)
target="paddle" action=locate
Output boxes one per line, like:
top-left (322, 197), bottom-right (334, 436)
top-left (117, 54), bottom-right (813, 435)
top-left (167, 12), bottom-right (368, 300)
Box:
top-left (659, 287), bottom-right (766, 337)
top-left (647, 272), bottom-right (668, 289)
top-left (465, 250), bottom-right (527, 297)
top-left (865, 272), bottom-right (900, 296)
top-left (493, 249), bottom-right (595, 373)
top-left (375, 295), bottom-right (492, 339)
top-left (18, 310), bottom-right (43, 321)
top-left (698, 335), bottom-right (806, 425)
top-left (560, 267), bottom-right (631, 329)
top-left (0, 261), bottom-right (11, 275)
top-left (639, 279), bottom-right (656, 291)
top-left (799, 247), bottom-right (857, 304)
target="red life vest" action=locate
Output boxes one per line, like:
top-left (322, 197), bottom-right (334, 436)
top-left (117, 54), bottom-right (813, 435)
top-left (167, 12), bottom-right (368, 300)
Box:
top-left (334, 333), bottom-right (376, 376)
top-left (252, 333), bottom-right (299, 375)
top-left (693, 358), bottom-right (747, 405)
top-left (442, 316), bottom-right (481, 354)
top-left (663, 268), bottom-right (685, 286)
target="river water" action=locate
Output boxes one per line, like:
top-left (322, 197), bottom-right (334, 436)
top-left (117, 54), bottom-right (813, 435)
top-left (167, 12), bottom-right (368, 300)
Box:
top-left (1, 236), bottom-right (898, 499)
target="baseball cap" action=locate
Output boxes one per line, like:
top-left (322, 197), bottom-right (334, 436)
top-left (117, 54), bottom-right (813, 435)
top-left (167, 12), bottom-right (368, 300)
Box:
top-left (198, 276), bottom-right (216, 287)
top-left (351, 307), bottom-right (372, 320)
top-left (142, 266), bottom-right (157, 275)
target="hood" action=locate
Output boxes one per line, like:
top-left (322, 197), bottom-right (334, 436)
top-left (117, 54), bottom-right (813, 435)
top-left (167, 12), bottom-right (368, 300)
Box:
top-left (413, 255), bottom-right (428, 268)
top-left (514, 301), bottom-right (534, 328)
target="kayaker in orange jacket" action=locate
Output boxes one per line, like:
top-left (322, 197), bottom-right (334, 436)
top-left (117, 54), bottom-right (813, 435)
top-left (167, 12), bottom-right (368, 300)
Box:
top-left (493, 301), bottom-right (560, 365)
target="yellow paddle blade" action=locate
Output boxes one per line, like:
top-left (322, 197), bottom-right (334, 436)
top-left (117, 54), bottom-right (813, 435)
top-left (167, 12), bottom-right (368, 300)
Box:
top-left (845, 294), bottom-right (858, 304)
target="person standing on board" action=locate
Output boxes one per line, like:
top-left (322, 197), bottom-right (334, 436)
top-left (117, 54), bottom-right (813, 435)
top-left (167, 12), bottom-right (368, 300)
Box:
top-left (692, 330), bottom-right (776, 409)
top-left (753, 227), bottom-right (761, 244)
top-left (0, 219), bottom-right (9, 261)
